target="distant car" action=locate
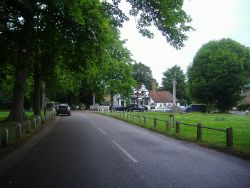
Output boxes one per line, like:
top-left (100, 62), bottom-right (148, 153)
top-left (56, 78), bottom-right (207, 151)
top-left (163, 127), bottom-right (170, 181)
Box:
top-left (245, 108), bottom-right (250, 115)
top-left (179, 106), bottom-right (186, 111)
top-left (56, 104), bottom-right (71, 116)
top-left (152, 106), bottom-right (171, 112)
top-left (113, 106), bottom-right (126, 111)
top-left (126, 104), bottom-right (144, 112)
top-left (141, 105), bottom-right (150, 111)
top-left (184, 104), bottom-right (206, 113)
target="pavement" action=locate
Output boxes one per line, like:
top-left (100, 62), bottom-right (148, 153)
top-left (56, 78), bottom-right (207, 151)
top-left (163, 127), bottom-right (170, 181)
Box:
top-left (0, 111), bottom-right (250, 188)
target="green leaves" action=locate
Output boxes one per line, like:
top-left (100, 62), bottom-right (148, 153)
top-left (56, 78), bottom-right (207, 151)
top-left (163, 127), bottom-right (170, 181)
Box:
top-left (132, 62), bottom-right (153, 90)
top-left (126, 0), bottom-right (193, 49)
top-left (162, 65), bottom-right (186, 100)
top-left (188, 38), bottom-right (250, 111)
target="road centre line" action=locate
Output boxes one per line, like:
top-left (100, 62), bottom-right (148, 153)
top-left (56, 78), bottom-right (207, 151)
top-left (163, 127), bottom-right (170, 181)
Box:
top-left (98, 128), bottom-right (107, 135)
top-left (112, 140), bottom-right (138, 163)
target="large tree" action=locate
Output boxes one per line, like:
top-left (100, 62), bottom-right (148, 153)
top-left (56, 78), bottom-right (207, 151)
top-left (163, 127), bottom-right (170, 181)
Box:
top-left (162, 65), bottom-right (186, 100)
top-left (132, 62), bottom-right (153, 90)
top-left (187, 38), bottom-right (250, 112)
top-left (1, 0), bottom-right (192, 121)
top-left (1, 0), bottom-right (115, 120)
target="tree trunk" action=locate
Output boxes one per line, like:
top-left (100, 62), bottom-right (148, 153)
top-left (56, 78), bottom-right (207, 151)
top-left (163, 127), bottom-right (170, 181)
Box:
top-left (33, 63), bottom-right (41, 116)
top-left (7, 8), bottom-right (34, 121)
top-left (41, 81), bottom-right (46, 116)
top-left (8, 66), bottom-right (28, 121)
top-left (110, 92), bottom-right (114, 110)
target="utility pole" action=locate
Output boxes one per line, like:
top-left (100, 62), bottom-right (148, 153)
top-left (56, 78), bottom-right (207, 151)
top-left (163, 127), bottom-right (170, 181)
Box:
top-left (172, 78), bottom-right (177, 106)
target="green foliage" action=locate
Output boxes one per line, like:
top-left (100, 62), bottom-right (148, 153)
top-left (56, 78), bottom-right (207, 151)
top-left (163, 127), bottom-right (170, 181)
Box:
top-left (162, 65), bottom-right (186, 100)
top-left (132, 62), bottom-right (153, 90)
top-left (0, 0), bottom-right (193, 120)
top-left (125, 0), bottom-right (193, 49)
top-left (187, 38), bottom-right (250, 111)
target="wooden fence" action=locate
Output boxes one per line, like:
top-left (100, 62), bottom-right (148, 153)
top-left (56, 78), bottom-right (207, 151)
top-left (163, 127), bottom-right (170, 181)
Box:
top-left (105, 110), bottom-right (233, 147)
top-left (1, 111), bottom-right (56, 146)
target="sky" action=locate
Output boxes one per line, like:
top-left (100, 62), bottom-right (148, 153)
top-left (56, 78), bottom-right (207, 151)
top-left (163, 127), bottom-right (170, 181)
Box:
top-left (117, 0), bottom-right (250, 85)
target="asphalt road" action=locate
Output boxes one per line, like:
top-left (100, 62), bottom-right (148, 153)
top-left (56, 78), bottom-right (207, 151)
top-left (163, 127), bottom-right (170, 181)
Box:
top-left (1, 111), bottom-right (250, 188)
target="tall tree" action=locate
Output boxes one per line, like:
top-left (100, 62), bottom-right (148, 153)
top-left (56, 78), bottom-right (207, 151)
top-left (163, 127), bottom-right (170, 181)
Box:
top-left (105, 0), bottom-right (193, 49)
top-left (132, 62), bottom-right (153, 90)
top-left (1, 0), bottom-right (35, 120)
top-left (1, 0), bottom-right (112, 120)
top-left (1, 0), bottom-right (192, 120)
top-left (162, 65), bottom-right (186, 100)
top-left (187, 38), bottom-right (250, 112)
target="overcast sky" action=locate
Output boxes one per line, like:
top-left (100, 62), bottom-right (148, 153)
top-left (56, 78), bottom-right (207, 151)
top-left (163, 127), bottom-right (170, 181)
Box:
top-left (118, 0), bottom-right (250, 85)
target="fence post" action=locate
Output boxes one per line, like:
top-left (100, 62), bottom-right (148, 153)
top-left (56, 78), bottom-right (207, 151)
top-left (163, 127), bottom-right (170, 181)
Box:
top-left (38, 116), bottom-right (41, 126)
top-left (2, 128), bottom-right (8, 146)
top-left (166, 121), bottom-right (170, 133)
top-left (139, 114), bottom-right (142, 126)
top-left (169, 114), bottom-right (175, 128)
top-left (197, 123), bottom-right (202, 141)
top-left (16, 123), bottom-right (22, 138)
top-left (41, 115), bottom-right (45, 124)
top-left (34, 118), bottom-right (37, 128)
top-left (168, 119), bottom-right (171, 128)
top-left (154, 118), bottom-right (157, 128)
top-left (172, 114), bottom-right (175, 128)
top-left (226, 127), bottom-right (233, 147)
top-left (26, 121), bottom-right (31, 133)
top-left (144, 116), bottom-right (147, 127)
top-left (175, 121), bottom-right (180, 133)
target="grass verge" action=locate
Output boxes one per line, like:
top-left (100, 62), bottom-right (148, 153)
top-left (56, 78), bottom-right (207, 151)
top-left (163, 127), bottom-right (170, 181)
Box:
top-left (100, 111), bottom-right (250, 160)
top-left (0, 111), bottom-right (55, 160)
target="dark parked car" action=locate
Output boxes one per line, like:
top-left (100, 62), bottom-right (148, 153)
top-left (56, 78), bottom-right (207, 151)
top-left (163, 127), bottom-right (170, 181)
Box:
top-left (126, 104), bottom-right (144, 112)
top-left (56, 104), bottom-right (71, 116)
top-left (113, 106), bottom-right (126, 111)
top-left (184, 104), bottom-right (206, 113)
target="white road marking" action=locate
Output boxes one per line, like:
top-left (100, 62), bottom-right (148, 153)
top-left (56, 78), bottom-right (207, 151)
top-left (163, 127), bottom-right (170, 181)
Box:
top-left (112, 140), bottom-right (138, 163)
top-left (98, 128), bottom-right (107, 135)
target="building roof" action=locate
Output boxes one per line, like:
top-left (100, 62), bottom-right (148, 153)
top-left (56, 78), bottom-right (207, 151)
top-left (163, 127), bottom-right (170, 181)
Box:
top-left (240, 96), bottom-right (250, 105)
top-left (149, 90), bottom-right (178, 103)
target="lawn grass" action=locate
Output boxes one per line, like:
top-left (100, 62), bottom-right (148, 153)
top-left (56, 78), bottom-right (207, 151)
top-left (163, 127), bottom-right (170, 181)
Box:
top-left (0, 111), bottom-right (10, 122)
top-left (0, 110), bottom-right (34, 122)
top-left (0, 110), bottom-right (36, 144)
top-left (105, 111), bottom-right (250, 159)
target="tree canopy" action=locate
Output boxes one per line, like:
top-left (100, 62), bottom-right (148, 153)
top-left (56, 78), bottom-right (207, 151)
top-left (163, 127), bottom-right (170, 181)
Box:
top-left (132, 62), bottom-right (153, 90)
top-left (162, 65), bottom-right (186, 100)
top-left (0, 0), bottom-right (192, 121)
top-left (187, 38), bottom-right (250, 111)
top-left (124, 0), bottom-right (193, 49)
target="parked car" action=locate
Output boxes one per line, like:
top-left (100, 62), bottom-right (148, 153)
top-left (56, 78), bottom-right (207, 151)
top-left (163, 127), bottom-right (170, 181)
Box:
top-left (152, 106), bottom-right (171, 112)
top-left (56, 104), bottom-right (71, 116)
top-left (126, 104), bottom-right (144, 112)
top-left (184, 104), bottom-right (206, 113)
top-left (141, 105), bottom-right (150, 111)
top-left (113, 106), bottom-right (126, 111)
top-left (245, 107), bottom-right (250, 115)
